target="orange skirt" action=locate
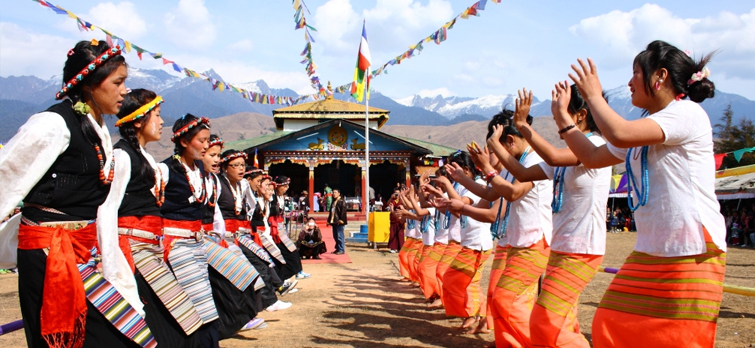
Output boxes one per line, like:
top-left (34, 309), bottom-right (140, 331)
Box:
top-left (492, 238), bottom-right (550, 348)
top-left (591, 231), bottom-right (726, 348)
top-left (485, 244), bottom-right (508, 329)
top-left (530, 251), bottom-right (602, 348)
top-left (442, 247), bottom-right (492, 318)
top-left (409, 240), bottom-right (423, 283)
top-left (398, 238), bottom-right (415, 280)
top-left (436, 241), bottom-right (461, 300)
top-left (417, 243), bottom-right (440, 299)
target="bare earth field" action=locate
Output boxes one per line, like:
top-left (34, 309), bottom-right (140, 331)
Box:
top-left (0, 232), bottom-right (753, 348)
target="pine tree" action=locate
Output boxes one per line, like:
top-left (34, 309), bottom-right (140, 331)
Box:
top-left (714, 103), bottom-right (755, 168)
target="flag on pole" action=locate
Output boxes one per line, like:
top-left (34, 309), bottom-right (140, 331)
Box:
top-left (253, 148), bottom-right (260, 168)
top-left (350, 20), bottom-right (371, 102)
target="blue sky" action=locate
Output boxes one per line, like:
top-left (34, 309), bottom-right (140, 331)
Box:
top-left (2, 0), bottom-right (754, 100)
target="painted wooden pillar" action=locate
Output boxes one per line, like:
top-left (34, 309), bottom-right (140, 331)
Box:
top-left (308, 164), bottom-right (315, 209)
top-left (405, 159), bottom-right (411, 187)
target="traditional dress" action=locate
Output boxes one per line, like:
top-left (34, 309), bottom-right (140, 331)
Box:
top-left (104, 140), bottom-right (219, 347)
top-left (442, 179), bottom-right (493, 319)
top-left (398, 213), bottom-right (421, 282)
top-left (593, 100), bottom-right (727, 348)
top-left (216, 176), bottom-right (282, 312)
top-left (529, 134), bottom-right (611, 348)
top-left (439, 189), bottom-right (464, 316)
top-left (492, 150), bottom-right (553, 348)
top-left (161, 158), bottom-right (259, 340)
top-left (0, 101), bottom-right (155, 348)
top-left (270, 194), bottom-right (303, 280)
top-left (417, 207), bottom-right (441, 300)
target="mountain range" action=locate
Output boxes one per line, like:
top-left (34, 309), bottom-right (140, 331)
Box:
top-left (1, 67), bottom-right (754, 142)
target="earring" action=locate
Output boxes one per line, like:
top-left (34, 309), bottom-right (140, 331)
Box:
top-left (654, 81), bottom-right (660, 91)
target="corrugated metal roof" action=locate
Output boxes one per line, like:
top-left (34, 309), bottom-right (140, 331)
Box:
top-left (393, 136), bottom-right (458, 157)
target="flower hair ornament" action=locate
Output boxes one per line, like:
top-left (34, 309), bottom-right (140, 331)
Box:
top-left (171, 117), bottom-right (210, 142)
top-left (688, 67), bottom-right (711, 86)
top-left (221, 151), bottom-right (248, 163)
top-left (56, 44), bottom-right (122, 100)
top-left (115, 96), bottom-right (164, 127)
top-left (209, 137), bottom-right (224, 149)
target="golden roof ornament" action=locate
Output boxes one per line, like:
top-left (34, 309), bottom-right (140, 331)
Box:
top-left (326, 81), bottom-right (333, 100)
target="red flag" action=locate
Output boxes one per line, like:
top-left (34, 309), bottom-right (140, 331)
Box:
top-left (714, 153), bottom-right (726, 170)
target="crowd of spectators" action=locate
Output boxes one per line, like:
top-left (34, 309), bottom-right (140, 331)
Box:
top-left (723, 204), bottom-right (755, 247)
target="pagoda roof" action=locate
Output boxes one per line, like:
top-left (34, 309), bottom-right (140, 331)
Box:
top-left (272, 96), bottom-right (390, 130)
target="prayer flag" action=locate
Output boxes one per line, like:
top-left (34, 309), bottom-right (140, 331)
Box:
top-left (350, 20), bottom-right (371, 102)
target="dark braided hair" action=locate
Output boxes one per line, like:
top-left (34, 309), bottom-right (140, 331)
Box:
top-left (62, 40), bottom-right (127, 165)
top-left (169, 113), bottom-right (210, 175)
top-left (116, 88), bottom-right (157, 186)
top-left (448, 151), bottom-right (482, 178)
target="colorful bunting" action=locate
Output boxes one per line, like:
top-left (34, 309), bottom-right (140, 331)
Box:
top-left (32, 0), bottom-right (309, 106)
top-left (332, 0), bottom-right (502, 96)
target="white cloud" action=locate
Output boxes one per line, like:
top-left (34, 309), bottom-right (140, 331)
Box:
top-left (164, 0), bottom-right (216, 49)
top-left (228, 39), bottom-right (254, 52)
top-left (417, 87), bottom-right (455, 97)
top-left (0, 22), bottom-right (71, 79)
top-left (570, 5), bottom-right (755, 78)
top-left (313, 0), bottom-right (362, 52)
top-left (55, 2), bottom-right (148, 40)
top-left (313, 0), bottom-right (454, 55)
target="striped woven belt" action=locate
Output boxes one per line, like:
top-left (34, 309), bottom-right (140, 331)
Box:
top-left (164, 227), bottom-right (204, 242)
top-left (118, 228), bottom-right (162, 242)
top-left (234, 227), bottom-right (252, 236)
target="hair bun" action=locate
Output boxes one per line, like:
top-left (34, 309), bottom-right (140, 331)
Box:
top-left (687, 78), bottom-right (715, 103)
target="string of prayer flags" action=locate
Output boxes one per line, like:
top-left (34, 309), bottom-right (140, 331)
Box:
top-left (714, 146), bottom-right (755, 169)
top-left (32, 0), bottom-right (309, 106)
top-left (292, 0), bottom-right (325, 94)
top-left (332, 0), bottom-right (501, 95)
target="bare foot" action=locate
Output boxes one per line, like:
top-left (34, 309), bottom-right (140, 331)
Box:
top-left (427, 298), bottom-right (443, 309)
top-left (465, 318), bottom-right (489, 334)
top-left (400, 277), bottom-right (411, 282)
top-left (460, 316), bottom-right (477, 330)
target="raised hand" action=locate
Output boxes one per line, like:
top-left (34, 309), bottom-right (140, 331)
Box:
top-left (487, 124), bottom-right (505, 152)
top-left (551, 81), bottom-right (574, 129)
top-left (446, 162), bottom-right (466, 183)
top-left (468, 145), bottom-right (492, 173)
top-left (568, 58), bottom-right (603, 101)
top-left (513, 88), bottom-right (533, 130)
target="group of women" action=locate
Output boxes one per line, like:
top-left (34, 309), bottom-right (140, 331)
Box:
top-left (396, 40), bottom-right (727, 348)
top-left (0, 39), bottom-right (310, 348)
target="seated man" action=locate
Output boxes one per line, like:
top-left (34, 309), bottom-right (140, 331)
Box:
top-left (298, 218), bottom-right (326, 259)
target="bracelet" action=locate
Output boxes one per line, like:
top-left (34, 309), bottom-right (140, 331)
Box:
top-left (558, 124), bottom-right (576, 134)
top-left (484, 170), bottom-right (498, 183)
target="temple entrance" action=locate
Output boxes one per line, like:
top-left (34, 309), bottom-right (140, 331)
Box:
top-left (314, 160), bottom-right (359, 203)
top-left (268, 160), bottom-right (308, 197)
top-left (369, 161), bottom-right (406, 205)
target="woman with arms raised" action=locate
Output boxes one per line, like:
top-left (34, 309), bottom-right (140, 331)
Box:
top-left (559, 40), bottom-right (725, 348)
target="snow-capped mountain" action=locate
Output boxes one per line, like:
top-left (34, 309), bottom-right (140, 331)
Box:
top-left (398, 93), bottom-right (552, 118)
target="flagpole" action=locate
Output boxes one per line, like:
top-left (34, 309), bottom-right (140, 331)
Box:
top-left (364, 67), bottom-right (370, 214)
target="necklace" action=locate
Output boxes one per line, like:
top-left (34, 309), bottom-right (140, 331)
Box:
top-left (420, 213), bottom-right (430, 233)
top-left (626, 146), bottom-right (649, 211)
top-left (225, 176), bottom-right (243, 215)
top-left (94, 144), bottom-right (115, 185)
top-left (489, 198), bottom-right (504, 240)
top-left (406, 209), bottom-right (417, 230)
top-left (552, 133), bottom-right (592, 214)
top-left (181, 161), bottom-right (206, 204)
top-left (499, 146), bottom-right (531, 239)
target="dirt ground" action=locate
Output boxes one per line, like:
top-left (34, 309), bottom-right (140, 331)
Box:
top-left (0, 232), bottom-right (753, 348)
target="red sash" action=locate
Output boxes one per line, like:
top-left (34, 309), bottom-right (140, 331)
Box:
top-left (117, 216), bottom-right (163, 272)
top-left (18, 223), bottom-right (98, 348)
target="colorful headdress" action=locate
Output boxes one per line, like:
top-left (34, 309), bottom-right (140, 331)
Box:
top-left (209, 137), bottom-right (224, 149)
top-left (115, 96), bottom-right (163, 127)
top-left (56, 45), bottom-right (122, 100)
top-left (221, 151), bottom-right (247, 163)
top-left (171, 117), bottom-right (210, 142)
top-left (273, 176), bottom-right (291, 185)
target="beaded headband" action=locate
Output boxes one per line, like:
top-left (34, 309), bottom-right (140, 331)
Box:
top-left (221, 151), bottom-right (248, 163)
top-left (115, 96), bottom-right (163, 127)
top-left (171, 117), bottom-right (210, 142)
top-left (245, 168), bottom-right (265, 176)
top-left (56, 45), bottom-right (122, 100)
top-left (209, 137), bottom-right (224, 149)
top-left (274, 176), bottom-right (291, 185)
